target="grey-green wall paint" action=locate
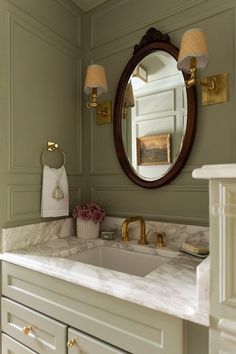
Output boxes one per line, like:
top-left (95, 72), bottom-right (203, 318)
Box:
top-left (0, 0), bottom-right (235, 229)
top-left (83, 0), bottom-right (236, 226)
top-left (0, 0), bottom-right (83, 228)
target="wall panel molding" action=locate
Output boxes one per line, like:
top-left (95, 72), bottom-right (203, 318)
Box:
top-left (90, 186), bottom-right (208, 225)
top-left (90, 185), bottom-right (209, 225)
top-left (8, 0), bottom-right (81, 47)
top-left (89, 111), bottom-right (120, 176)
top-left (7, 14), bottom-right (82, 176)
top-left (69, 185), bottom-right (81, 207)
top-left (90, 0), bottom-right (208, 48)
top-left (90, 185), bottom-right (208, 193)
top-left (91, 2), bottom-right (235, 62)
top-left (9, 185), bottom-right (41, 222)
top-left (75, 57), bottom-right (83, 176)
top-left (8, 184), bottom-right (81, 223)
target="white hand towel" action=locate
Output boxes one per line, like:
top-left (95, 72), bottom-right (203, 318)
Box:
top-left (41, 165), bottom-right (69, 217)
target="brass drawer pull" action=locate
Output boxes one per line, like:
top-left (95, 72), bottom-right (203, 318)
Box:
top-left (22, 326), bottom-right (32, 335)
top-left (67, 338), bottom-right (77, 347)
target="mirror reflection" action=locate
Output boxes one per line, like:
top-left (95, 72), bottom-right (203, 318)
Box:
top-left (121, 51), bottom-right (187, 181)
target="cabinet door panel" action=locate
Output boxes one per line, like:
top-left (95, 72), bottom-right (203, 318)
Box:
top-left (68, 327), bottom-right (129, 354)
top-left (2, 333), bottom-right (37, 354)
top-left (209, 181), bottom-right (236, 353)
top-left (2, 262), bottom-right (184, 354)
top-left (1, 297), bottom-right (67, 354)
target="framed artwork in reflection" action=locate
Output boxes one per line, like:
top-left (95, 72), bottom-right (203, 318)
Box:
top-left (137, 133), bottom-right (171, 166)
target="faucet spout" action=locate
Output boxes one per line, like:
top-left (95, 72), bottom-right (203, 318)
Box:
top-left (121, 216), bottom-right (148, 245)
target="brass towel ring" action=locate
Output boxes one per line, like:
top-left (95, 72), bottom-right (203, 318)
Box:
top-left (41, 142), bottom-right (66, 167)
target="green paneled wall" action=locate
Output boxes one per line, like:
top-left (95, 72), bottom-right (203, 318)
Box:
top-left (0, 0), bottom-right (235, 229)
top-left (83, 0), bottom-right (236, 226)
top-left (0, 0), bottom-right (83, 228)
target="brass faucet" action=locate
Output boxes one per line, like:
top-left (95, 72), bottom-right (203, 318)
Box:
top-left (121, 216), bottom-right (148, 245)
top-left (155, 232), bottom-right (166, 247)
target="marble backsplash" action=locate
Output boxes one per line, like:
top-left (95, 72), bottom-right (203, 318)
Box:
top-left (1, 216), bottom-right (209, 253)
top-left (101, 217), bottom-right (209, 250)
top-left (1, 218), bottom-right (75, 252)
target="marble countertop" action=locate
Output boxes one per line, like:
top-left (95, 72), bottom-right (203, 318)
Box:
top-left (0, 236), bottom-right (209, 326)
top-left (193, 163), bottom-right (236, 179)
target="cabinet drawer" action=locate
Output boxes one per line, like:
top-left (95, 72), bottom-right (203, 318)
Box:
top-left (1, 297), bottom-right (67, 354)
top-left (67, 328), bottom-right (128, 354)
top-left (2, 262), bottom-right (184, 354)
top-left (2, 333), bottom-right (37, 354)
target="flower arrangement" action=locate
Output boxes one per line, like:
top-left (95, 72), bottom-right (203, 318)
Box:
top-left (73, 202), bottom-right (105, 224)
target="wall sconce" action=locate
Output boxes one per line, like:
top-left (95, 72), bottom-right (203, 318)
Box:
top-left (84, 64), bottom-right (112, 124)
top-left (177, 28), bottom-right (228, 106)
top-left (131, 64), bottom-right (147, 90)
top-left (123, 82), bottom-right (135, 118)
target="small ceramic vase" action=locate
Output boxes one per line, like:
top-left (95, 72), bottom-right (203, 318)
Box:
top-left (76, 219), bottom-right (99, 239)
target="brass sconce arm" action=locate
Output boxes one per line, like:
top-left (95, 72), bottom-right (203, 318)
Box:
top-left (86, 87), bottom-right (110, 117)
top-left (184, 57), bottom-right (228, 105)
top-left (178, 29), bottom-right (228, 105)
top-left (87, 88), bottom-right (99, 109)
top-left (185, 57), bottom-right (198, 88)
top-left (186, 58), bottom-right (222, 91)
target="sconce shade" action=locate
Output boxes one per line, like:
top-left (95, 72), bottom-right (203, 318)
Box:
top-left (177, 28), bottom-right (209, 72)
top-left (124, 82), bottom-right (135, 108)
top-left (131, 64), bottom-right (147, 90)
top-left (84, 64), bottom-right (108, 95)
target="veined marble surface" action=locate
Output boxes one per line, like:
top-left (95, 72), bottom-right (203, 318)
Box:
top-left (193, 163), bottom-right (236, 179)
top-left (1, 236), bottom-right (209, 326)
top-left (101, 217), bottom-right (209, 250)
top-left (1, 216), bottom-right (209, 253)
top-left (1, 218), bottom-right (75, 253)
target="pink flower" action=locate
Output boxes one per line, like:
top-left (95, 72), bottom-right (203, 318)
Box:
top-left (73, 202), bottom-right (105, 224)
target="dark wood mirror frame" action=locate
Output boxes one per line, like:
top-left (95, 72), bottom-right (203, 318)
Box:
top-left (113, 28), bottom-right (197, 189)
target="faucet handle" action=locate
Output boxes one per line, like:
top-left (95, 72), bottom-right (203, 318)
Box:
top-left (155, 232), bottom-right (166, 248)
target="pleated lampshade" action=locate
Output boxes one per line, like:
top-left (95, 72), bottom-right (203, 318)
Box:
top-left (84, 64), bottom-right (108, 95)
top-left (177, 28), bottom-right (209, 72)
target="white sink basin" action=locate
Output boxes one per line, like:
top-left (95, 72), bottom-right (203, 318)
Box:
top-left (66, 245), bottom-right (172, 277)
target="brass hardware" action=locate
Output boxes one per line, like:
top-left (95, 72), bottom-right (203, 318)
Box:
top-left (96, 100), bottom-right (112, 124)
top-left (47, 142), bottom-right (59, 151)
top-left (185, 57), bottom-right (198, 88)
top-left (67, 338), bottom-right (77, 348)
top-left (121, 217), bottom-right (148, 245)
top-left (87, 87), bottom-right (99, 108)
top-left (155, 232), bottom-right (166, 248)
top-left (22, 326), bottom-right (32, 335)
top-left (87, 88), bottom-right (112, 124)
top-left (41, 141), bottom-right (66, 167)
top-left (201, 72), bottom-right (228, 106)
top-left (185, 58), bottom-right (228, 106)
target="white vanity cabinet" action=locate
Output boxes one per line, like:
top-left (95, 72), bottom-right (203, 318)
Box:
top-left (67, 328), bottom-right (127, 353)
top-left (1, 297), bottom-right (67, 354)
top-left (193, 165), bottom-right (236, 354)
top-left (210, 179), bottom-right (236, 354)
top-left (1, 296), bottom-right (127, 354)
top-left (2, 334), bottom-right (37, 354)
top-left (1, 261), bottom-right (184, 354)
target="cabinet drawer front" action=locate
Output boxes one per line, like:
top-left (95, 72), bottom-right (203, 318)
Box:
top-left (1, 297), bottom-right (67, 354)
top-left (68, 328), bottom-right (128, 354)
top-left (2, 333), bottom-right (37, 354)
top-left (2, 262), bottom-right (184, 354)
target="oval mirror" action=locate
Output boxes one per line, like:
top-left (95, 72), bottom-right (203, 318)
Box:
top-left (114, 28), bottom-right (197, 188)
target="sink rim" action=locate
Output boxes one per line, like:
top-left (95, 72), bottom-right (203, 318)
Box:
top-left (65, 243), bottom-right (178, 278)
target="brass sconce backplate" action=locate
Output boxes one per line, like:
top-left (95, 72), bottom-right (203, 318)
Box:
top-left (201, 72), bottom-right (228, 106)
top-left (96, 100), bottom-right (112, 125)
